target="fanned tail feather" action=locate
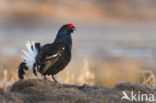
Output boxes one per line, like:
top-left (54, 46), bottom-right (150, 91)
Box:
top-left (18, 41), bottom-right (40, 79)
top-left (22, 41), bottom-right (38, 68)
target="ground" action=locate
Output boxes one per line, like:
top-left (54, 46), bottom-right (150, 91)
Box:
top-left (0, 79), bottom-right (155, 103)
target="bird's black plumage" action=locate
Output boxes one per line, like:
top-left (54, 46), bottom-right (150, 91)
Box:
top-left (18, 24), bottom-right (75, 82)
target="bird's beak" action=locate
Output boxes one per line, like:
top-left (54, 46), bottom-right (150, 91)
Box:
top-left (72, 26), bottom-right (76, 31)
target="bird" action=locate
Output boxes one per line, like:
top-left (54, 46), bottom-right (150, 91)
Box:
top-left (18, 24), bottom-right (76, 82)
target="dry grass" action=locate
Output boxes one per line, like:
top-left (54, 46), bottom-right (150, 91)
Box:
top-left (142, 71), bottom-right (156, 88)
top-left (0, 55), bottom-right (155, 89)
top-left (1, 79), bottom-right (154, 103)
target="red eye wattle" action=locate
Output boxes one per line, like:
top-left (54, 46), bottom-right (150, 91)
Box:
top-left (67, 24), bottom-right (73, 27)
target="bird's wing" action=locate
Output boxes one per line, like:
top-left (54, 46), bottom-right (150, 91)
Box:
top-left (38, 44), bottom-right (65, 74)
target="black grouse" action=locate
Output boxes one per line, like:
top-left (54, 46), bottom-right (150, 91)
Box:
top-left (18, 24), bottom-right (75, 82)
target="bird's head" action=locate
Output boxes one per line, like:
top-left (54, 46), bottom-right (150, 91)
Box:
top-left (59, 24), bottom-right (76, 34)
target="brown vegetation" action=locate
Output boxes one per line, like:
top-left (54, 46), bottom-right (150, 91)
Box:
top-left (0, 79), bottom-right (155, 103)
top-left (0, 56), bottom-right (155, 88)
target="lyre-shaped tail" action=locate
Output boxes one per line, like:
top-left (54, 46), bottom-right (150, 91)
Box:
top-left (18, 41), bottom-right (40, 79)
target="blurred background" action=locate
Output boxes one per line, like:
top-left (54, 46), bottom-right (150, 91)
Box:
top-left (0, 0), bottom-right (156, 87)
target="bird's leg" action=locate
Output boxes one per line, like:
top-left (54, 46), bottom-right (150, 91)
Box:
top-left (43, 75), bottom-right (47, 80)
top-left (51, 75), bottom-right (58, 83)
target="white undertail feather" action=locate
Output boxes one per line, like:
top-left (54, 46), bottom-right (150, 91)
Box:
top-left (22, 41), bottom-right (38, 68)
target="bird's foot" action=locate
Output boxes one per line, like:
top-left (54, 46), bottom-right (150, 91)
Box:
top-left (52, 75), bottom-right (58, 83)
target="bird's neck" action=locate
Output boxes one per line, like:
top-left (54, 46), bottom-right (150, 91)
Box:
top-left (54, 33), bottom-right (72, 49)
